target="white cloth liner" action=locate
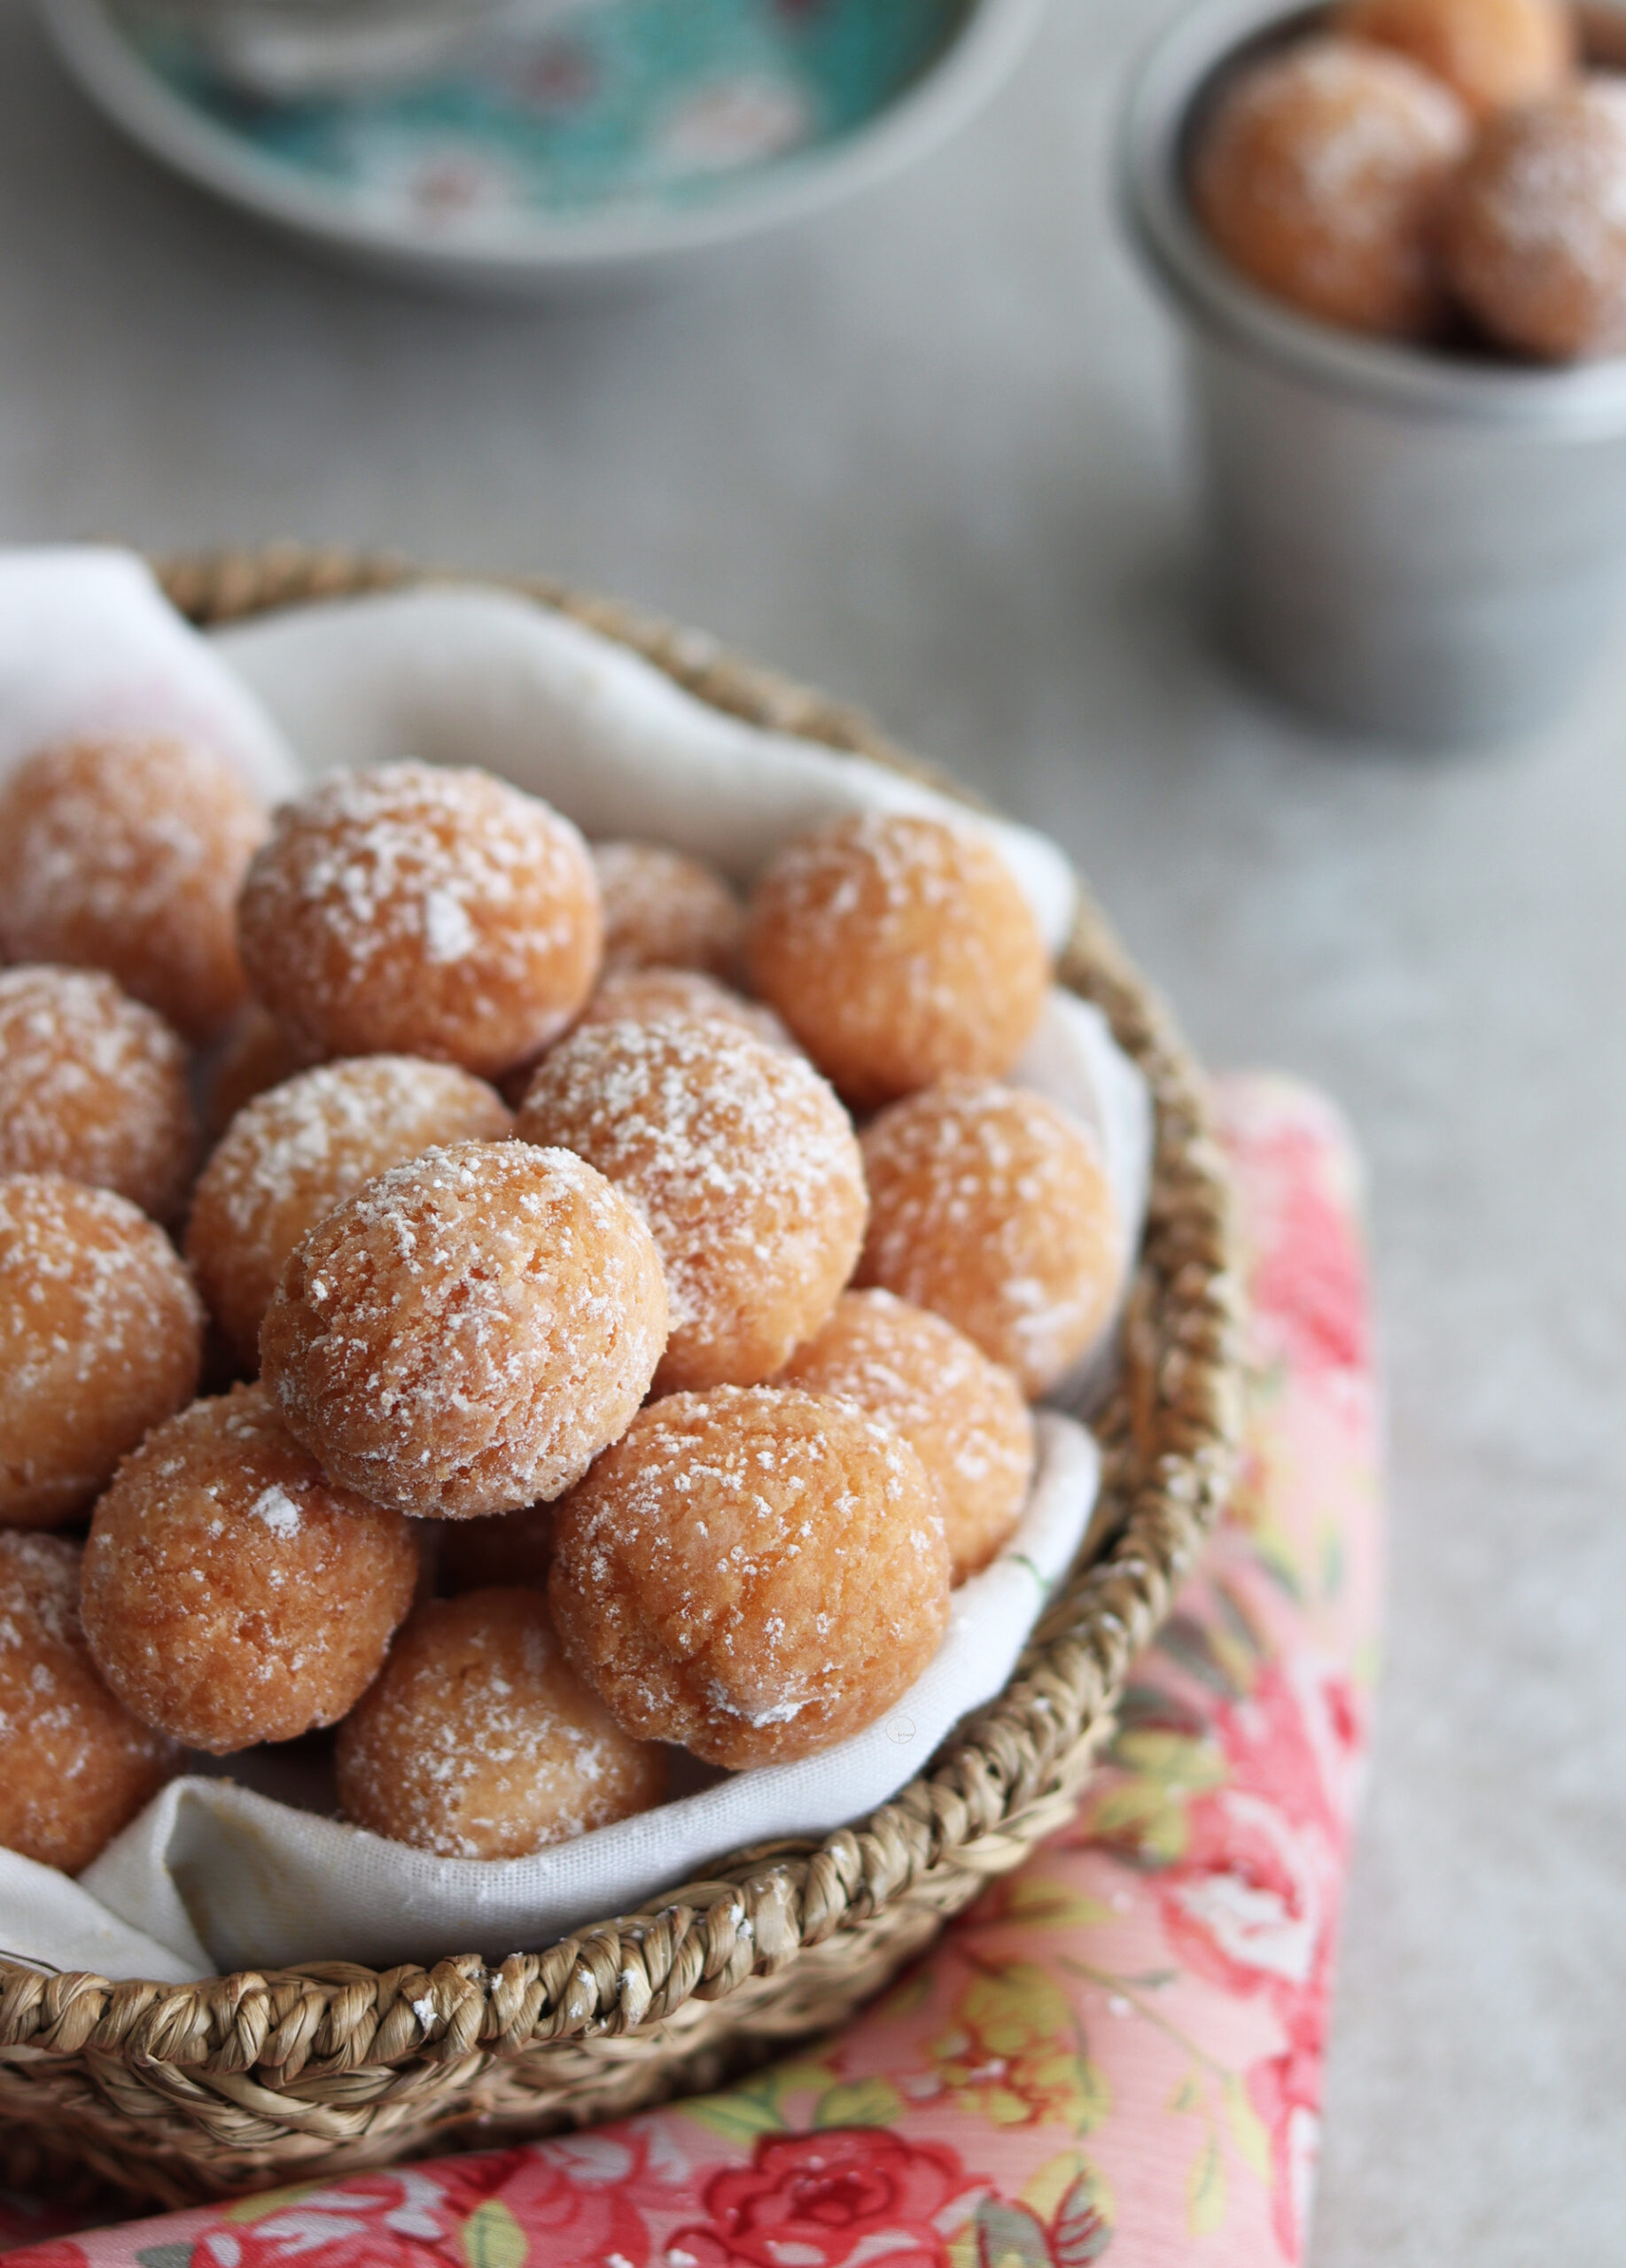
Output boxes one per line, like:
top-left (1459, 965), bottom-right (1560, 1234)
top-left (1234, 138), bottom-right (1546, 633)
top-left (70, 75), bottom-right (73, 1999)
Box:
top-left (0, 552), bottom-right (1149, 1983)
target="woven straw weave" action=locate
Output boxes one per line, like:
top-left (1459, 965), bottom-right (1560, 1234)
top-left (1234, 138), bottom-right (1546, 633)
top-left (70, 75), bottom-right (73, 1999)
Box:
top-left (0, 551), bottom-right (1246, 2209)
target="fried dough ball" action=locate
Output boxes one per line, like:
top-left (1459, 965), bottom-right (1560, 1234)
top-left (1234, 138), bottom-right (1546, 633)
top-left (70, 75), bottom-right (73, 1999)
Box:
top-left (0, 967), bottom-right (197, 1225)
top-left (1191, 35), bottom-right (1471, 338)
top-left (437, 1503), bottom-right (555, 1596)
top-left (576, 966), bottom-right (795, 1052)
top-left (743, 813), bottom-right (1050, 1112)
top-left (0, 1177), bottom-right (204, 1530)
top-left (1442, 79), bottom-right (1626, 357)
top-left (857, 1080), bottom-right (1124, 1400)
top-left (1339, 0), bottom-right (1572, 118)
top-left (337, 1588), bottom-right (665, 1858)
top-left (186, 1055), bottom-right (513, 1369)
top-left (237, 763), bottom-right (602, 1081)
top-left (549, 1386), bottom-right (949, 1769)
top-left (0, 737), bottom-right (268, 1043)
top-left (0, 1531), bottom-right (176, 1872)
top-left (777, 1289), bottom-right (1036, 1584)
top-left (81, 1383), bottom-right (418, 1755)
top-left (261, 1141), bottom-right (668, 1520)
top-left (594, 841), bottom-right (744, 978)
top-left (516, 1019), bottom-right (866, 1394)
top-left (206, 1003), bottom-right (325, 1140)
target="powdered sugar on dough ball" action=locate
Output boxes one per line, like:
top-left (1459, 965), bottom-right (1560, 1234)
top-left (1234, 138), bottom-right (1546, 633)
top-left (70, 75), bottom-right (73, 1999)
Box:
top-left (206, 1004), bottom-right (326, 1141)
top-left (187, 1055), bottom-right (513, 1369)
top-left (237, 763), bottom-right (603, 1081)
top-left (594, 841), bottom-right (744, 978)
top-left (857, 1080), bottom-right (1125, 1400)
top-left (516, 1018), bottom-right (867, 1394)
top-left (777, 1288), bottom-right (1036, 1585)
top-left (261, 1141), bottom-right (668, 1519)
top-left (743, 812), bottom-right (1051, 1111)
top-left (1443, 78), bottom-right (1626, 358)
top-left (81, 1382), bottom-right (419, 1755)
top-left (1192, 35), bottom-right (1471, 338)
top-left (0, 1176), bottom-right (204, 1530)
top-left (0, 1530), bottom-right (176, 1872)
top-left (337, 1587), bottom-right (666, 1859)
top-left (576, 966), bottom-right (796, 1052)
top-left (1339, 0), bottom-right (1572, 119)
top-left (437, 1503), bottom-right (555, 1596)
top-left (0, 967), bottom-right (198, 1226)
top-left (548, 1386), bottom-right (949, 1769)
top-left (0, 737), bottom-right (268, 1044)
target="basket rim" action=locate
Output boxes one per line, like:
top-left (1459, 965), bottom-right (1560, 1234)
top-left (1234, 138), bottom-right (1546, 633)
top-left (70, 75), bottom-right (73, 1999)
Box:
top-left (0, 548), bottom-right (1246, 2093)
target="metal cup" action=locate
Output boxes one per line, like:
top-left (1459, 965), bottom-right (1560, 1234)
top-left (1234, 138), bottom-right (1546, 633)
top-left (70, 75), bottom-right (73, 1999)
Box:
top-left (1118, 0), bottom-right (1626, 746)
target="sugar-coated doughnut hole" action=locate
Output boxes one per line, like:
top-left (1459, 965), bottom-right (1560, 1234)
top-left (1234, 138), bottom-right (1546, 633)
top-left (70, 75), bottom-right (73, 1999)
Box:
top-left (237, 763), bottom-right (603, 1081)
top-left (858, 1080), bottom-right (1124, 1400)
top-left (548, 1386), bottom-right (950, 1769)
top-left (575, 965), bottom-right (796, 1052)
top-left (437, 1503), bottom-right (555, 1596)
top-left (516, 1018), bottom-right (866, 1394)
top-left (0, 1176), bottom-right (204, 1530)
top-left (261, 1141), bottom-right (668, 1519)
top-left (206, 1004), bottom-right (325, 1141)
top-left (187, 1055), bottom-right (513, 1370)
top-left (1443, 78), bottom-right (1626, 357)
top-left (1192, 35), bottom-right (1471, 338)
top-left (0, 737), bottom-right (268, 1044)
top-left (743, 812), bottom-right (1051, 1111)
top-left (0, 967), bottom-right (197, 1225)
top-left (336, 1588), bottom-right (666, 1858)
top-left (81, 1382), bottom-right (419, 1754)
top-left (594, 841), bottom-right (744, 978)
top-left (1339, 0), bottom-right (1573, 119)
top-left (776, 1288), bottom-right (1036, 1585)
top-left (0, 1531), bottom-right (176, 1872)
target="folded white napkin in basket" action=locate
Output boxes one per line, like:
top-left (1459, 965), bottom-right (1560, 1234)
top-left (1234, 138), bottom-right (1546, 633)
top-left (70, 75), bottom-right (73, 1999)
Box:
top-left (0, 555), bottom-right (1150, 1984)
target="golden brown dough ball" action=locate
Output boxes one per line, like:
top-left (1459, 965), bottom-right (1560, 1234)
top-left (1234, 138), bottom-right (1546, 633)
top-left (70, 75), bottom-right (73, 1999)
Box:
top-left (0, 1531), bottom-right (176, 1873)
top-left (206, 1004), bottom-right (325, 1140)
top-left (594, 841), bottom-right (744, 978)
top-left (261, 1141), bottom-right (668, 1520)
top-left (1191, 35), bottom-right (1471, 338)
top-left (237, 763), bottom-right (602, 1082)
top-left (0, 1176), bottom-right (204, 1530)
top-left (857, 1080), bottom-right (1124, 1400)
top-left (777, 1289), bottom-right (1036, 1584)
top-left (81, 1382), bottom-right (418, 1755)
top-left (1442, 78), bottom-right (1626, 357)
top-left (549, 1386), bottom-right (949, 1769)
top-left (743, 812), bottom-right (1050, 1111)
top-left (1339, 0), bottom-right (1573, 119)
top-left (576, 966), bottom-right (796, 1052)
top-left (0, 737), bottom-right (268, 1043)
top-left (437, 1503), bottom-right (555, 1596)
top-left (0, 967), bottom-right (197, 1225)
top-left (186, 1055), bottom-right (513, 1370)
top-left (336, 1588), bottom-right (665, 1858)
top-left (516, 1018), bottom-right (866, 1394)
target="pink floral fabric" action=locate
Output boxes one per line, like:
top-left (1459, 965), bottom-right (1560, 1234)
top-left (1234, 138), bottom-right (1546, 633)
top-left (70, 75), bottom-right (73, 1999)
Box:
top-left (0, 1073), bottom-right (1381, 2268)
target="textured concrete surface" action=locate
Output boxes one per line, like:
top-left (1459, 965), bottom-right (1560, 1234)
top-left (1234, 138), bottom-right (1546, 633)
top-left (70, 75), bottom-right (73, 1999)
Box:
top-left (2, 0), bottom-right (1623, 2255)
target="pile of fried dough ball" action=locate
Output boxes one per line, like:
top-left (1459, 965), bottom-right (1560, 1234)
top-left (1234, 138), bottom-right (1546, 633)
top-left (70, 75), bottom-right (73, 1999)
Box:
top-left (1191, 0), bottom-right (1626, 360)
top-left (0, 732), bottom-right (1129, 1874)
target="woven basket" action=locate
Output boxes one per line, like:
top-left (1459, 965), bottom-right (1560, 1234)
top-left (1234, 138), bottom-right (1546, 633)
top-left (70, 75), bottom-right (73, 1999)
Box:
top-left (0, 549), bottom-right (1246, 2210)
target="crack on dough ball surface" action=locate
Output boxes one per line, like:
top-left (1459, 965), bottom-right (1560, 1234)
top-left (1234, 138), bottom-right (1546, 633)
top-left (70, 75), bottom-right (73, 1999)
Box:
top-left (237, 762), bottom-right (603, 1080)
top-left (337, 1587), bottom-right (666, 1858)
top-left (516, 1017), bottom-right (867, 1394)
top-left (261, 1140), bottom-right (669, 1519)
top-left (0, 966), bottom-right (198, 1226)
top-left (81, 1381), bottom-right (419, 1755)
top-left (0, 1175), bottom-right (205, 1530)
top-left (857, 1079), bottom-right (1124, 1400)
top-left (548, 1385), bottom-right (950, 1769)
top-left (743, 812), bottom-right (1051, 1111)
top-left (575, 965), bottom-right (796, 1052)
top-left (187, 1054), bottom-right (513, 1369)
top-left (594, 841), bottom-right (744, 978)
top-left (1338, 0), bottom-right (1573, 120)
top-left (776, 1288), bottom-right (1036, 1585)
top-left (0, 736), bottom-right (268, 1043)
top-left (0, 1530), bottom-right (177, 1873)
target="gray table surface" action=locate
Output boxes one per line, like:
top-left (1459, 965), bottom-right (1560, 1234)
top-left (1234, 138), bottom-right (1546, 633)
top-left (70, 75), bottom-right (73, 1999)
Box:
top-left (2, 0), bottom-right (1623, 2256)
